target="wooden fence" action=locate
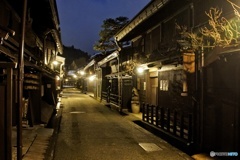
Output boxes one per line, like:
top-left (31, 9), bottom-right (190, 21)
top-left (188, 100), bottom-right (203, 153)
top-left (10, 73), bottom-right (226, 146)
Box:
top-left (142, 103), bottom-right (193, 143)
top-left (101, 91), bottom-right (121, 106)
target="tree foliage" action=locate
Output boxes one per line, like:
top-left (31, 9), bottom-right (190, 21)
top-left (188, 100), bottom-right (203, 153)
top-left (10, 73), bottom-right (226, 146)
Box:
top-left (176, 0), bottom-right (240, 51)
top-left (93, 16), bottom-right (129, 53)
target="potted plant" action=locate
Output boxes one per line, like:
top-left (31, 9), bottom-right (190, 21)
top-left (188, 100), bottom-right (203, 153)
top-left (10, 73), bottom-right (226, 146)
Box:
top-left (131, 87), bottom-right (140, 113)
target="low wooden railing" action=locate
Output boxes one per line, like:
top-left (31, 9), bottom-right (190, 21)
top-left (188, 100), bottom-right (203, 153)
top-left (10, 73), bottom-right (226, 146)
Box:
top-left (109, 93), bottom-right (120, 106)
top-left (101, 91), bottom-right (121, 106)
top-left (101, 91), bottom-right (108, 102)
top-left (142, 103), bottom-right (193, 143)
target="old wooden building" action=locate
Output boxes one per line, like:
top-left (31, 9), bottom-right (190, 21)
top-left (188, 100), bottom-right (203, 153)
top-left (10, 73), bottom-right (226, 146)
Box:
top-left (115, 0), bottom-right (239, 155)
top-left (0, 0), bottom-right (63, 159)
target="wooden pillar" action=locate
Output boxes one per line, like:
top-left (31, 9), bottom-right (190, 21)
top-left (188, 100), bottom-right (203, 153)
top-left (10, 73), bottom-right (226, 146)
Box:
top-left (0, 62), bottom-right (16, 160)
top-left (6, 67), bottom-right (13, 159)
top-left (0, 85), bottom-right (6, 159)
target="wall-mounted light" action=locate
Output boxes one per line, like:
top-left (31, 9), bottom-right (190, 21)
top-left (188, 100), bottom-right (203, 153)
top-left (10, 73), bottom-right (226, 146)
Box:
top-left (137, 67), bottom-right (144, 74)
top-left (72, 74), bottom-right (77, 79)
top-left (88, 75), bottom-right (96, 81)
top-left (80, 71), bottom-right (85, 76)
top-left (52, 60), bottom-right (59, 65)
top-left (56, 76), bottom-right (60, 81)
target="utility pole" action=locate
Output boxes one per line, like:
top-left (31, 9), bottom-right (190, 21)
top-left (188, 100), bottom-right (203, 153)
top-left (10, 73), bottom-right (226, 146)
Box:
top-left (17, 0), bottom-right (27, 159)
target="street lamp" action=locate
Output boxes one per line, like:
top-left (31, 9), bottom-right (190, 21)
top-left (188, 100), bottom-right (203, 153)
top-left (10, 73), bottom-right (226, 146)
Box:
top-left (80, 71), bottom-right (85, 76)
top-left (72, 74), bottom-right (77, 79)
top-left (88, 75), bottom-right (96, 81)
top-left (52, 60), bottom-right (58, 65)
top-left (137, 67), bottom-right (144, 74)
top-left (56, 76), bottom-right (60, 81)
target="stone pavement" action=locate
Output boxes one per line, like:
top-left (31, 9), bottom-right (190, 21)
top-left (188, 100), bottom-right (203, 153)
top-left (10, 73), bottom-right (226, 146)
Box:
top-left (10, 88), bottom-right (212, 160)
top-left (54, 90), bottom-right (194, 160)
top-left (12, 125), bottom-right (54, 160)
top-left (11, 97), bottom-right (62, 160)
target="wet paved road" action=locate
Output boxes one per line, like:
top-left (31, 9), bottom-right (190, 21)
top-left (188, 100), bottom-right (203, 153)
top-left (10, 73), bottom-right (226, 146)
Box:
top-left (53, 88), bottom-right (192, 160)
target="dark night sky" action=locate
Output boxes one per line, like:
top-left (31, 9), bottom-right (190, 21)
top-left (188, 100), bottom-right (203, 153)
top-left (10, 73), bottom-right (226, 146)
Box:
top-left (56, 0), bottom-right (150, 55)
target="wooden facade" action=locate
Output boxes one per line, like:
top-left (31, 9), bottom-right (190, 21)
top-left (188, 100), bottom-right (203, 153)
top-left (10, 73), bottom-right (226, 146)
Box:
top-left (0, 0), bottom-right (63, 159)
top-left (115, 0), bottom-right (240, 155)
top-left (81, 47), bottom-right (134, 112)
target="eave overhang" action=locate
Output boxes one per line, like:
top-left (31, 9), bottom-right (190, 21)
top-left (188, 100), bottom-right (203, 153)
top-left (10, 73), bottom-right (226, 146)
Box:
top-left (115, 0), bottom-right (191, 42)
top-left (6, 0), bottom-right (63, 53)
top-left (84, 60), bottom-right (95, 71)
top-left (30, 0), bottom-right (63, 53)
top-left (98, 51), bottom-right (118, 67)
top-left (51, 29), bottom-right (63, 54)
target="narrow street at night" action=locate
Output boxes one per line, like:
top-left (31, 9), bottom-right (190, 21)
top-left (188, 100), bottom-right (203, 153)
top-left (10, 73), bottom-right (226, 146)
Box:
top-left (1, 1), bottom-right (240, 159)
top-left (53, 88), bottom-right (192, 160)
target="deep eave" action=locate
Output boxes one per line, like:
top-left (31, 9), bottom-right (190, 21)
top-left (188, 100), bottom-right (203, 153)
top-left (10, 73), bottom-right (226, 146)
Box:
top-left (6, 0), bottom-right (63, 53)
top-left (115, 0), bottom-right (191, 42)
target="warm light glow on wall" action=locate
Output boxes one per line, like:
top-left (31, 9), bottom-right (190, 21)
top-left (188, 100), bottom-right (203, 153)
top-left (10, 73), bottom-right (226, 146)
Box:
top-left (88, 75), bottom-right (96, 81)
